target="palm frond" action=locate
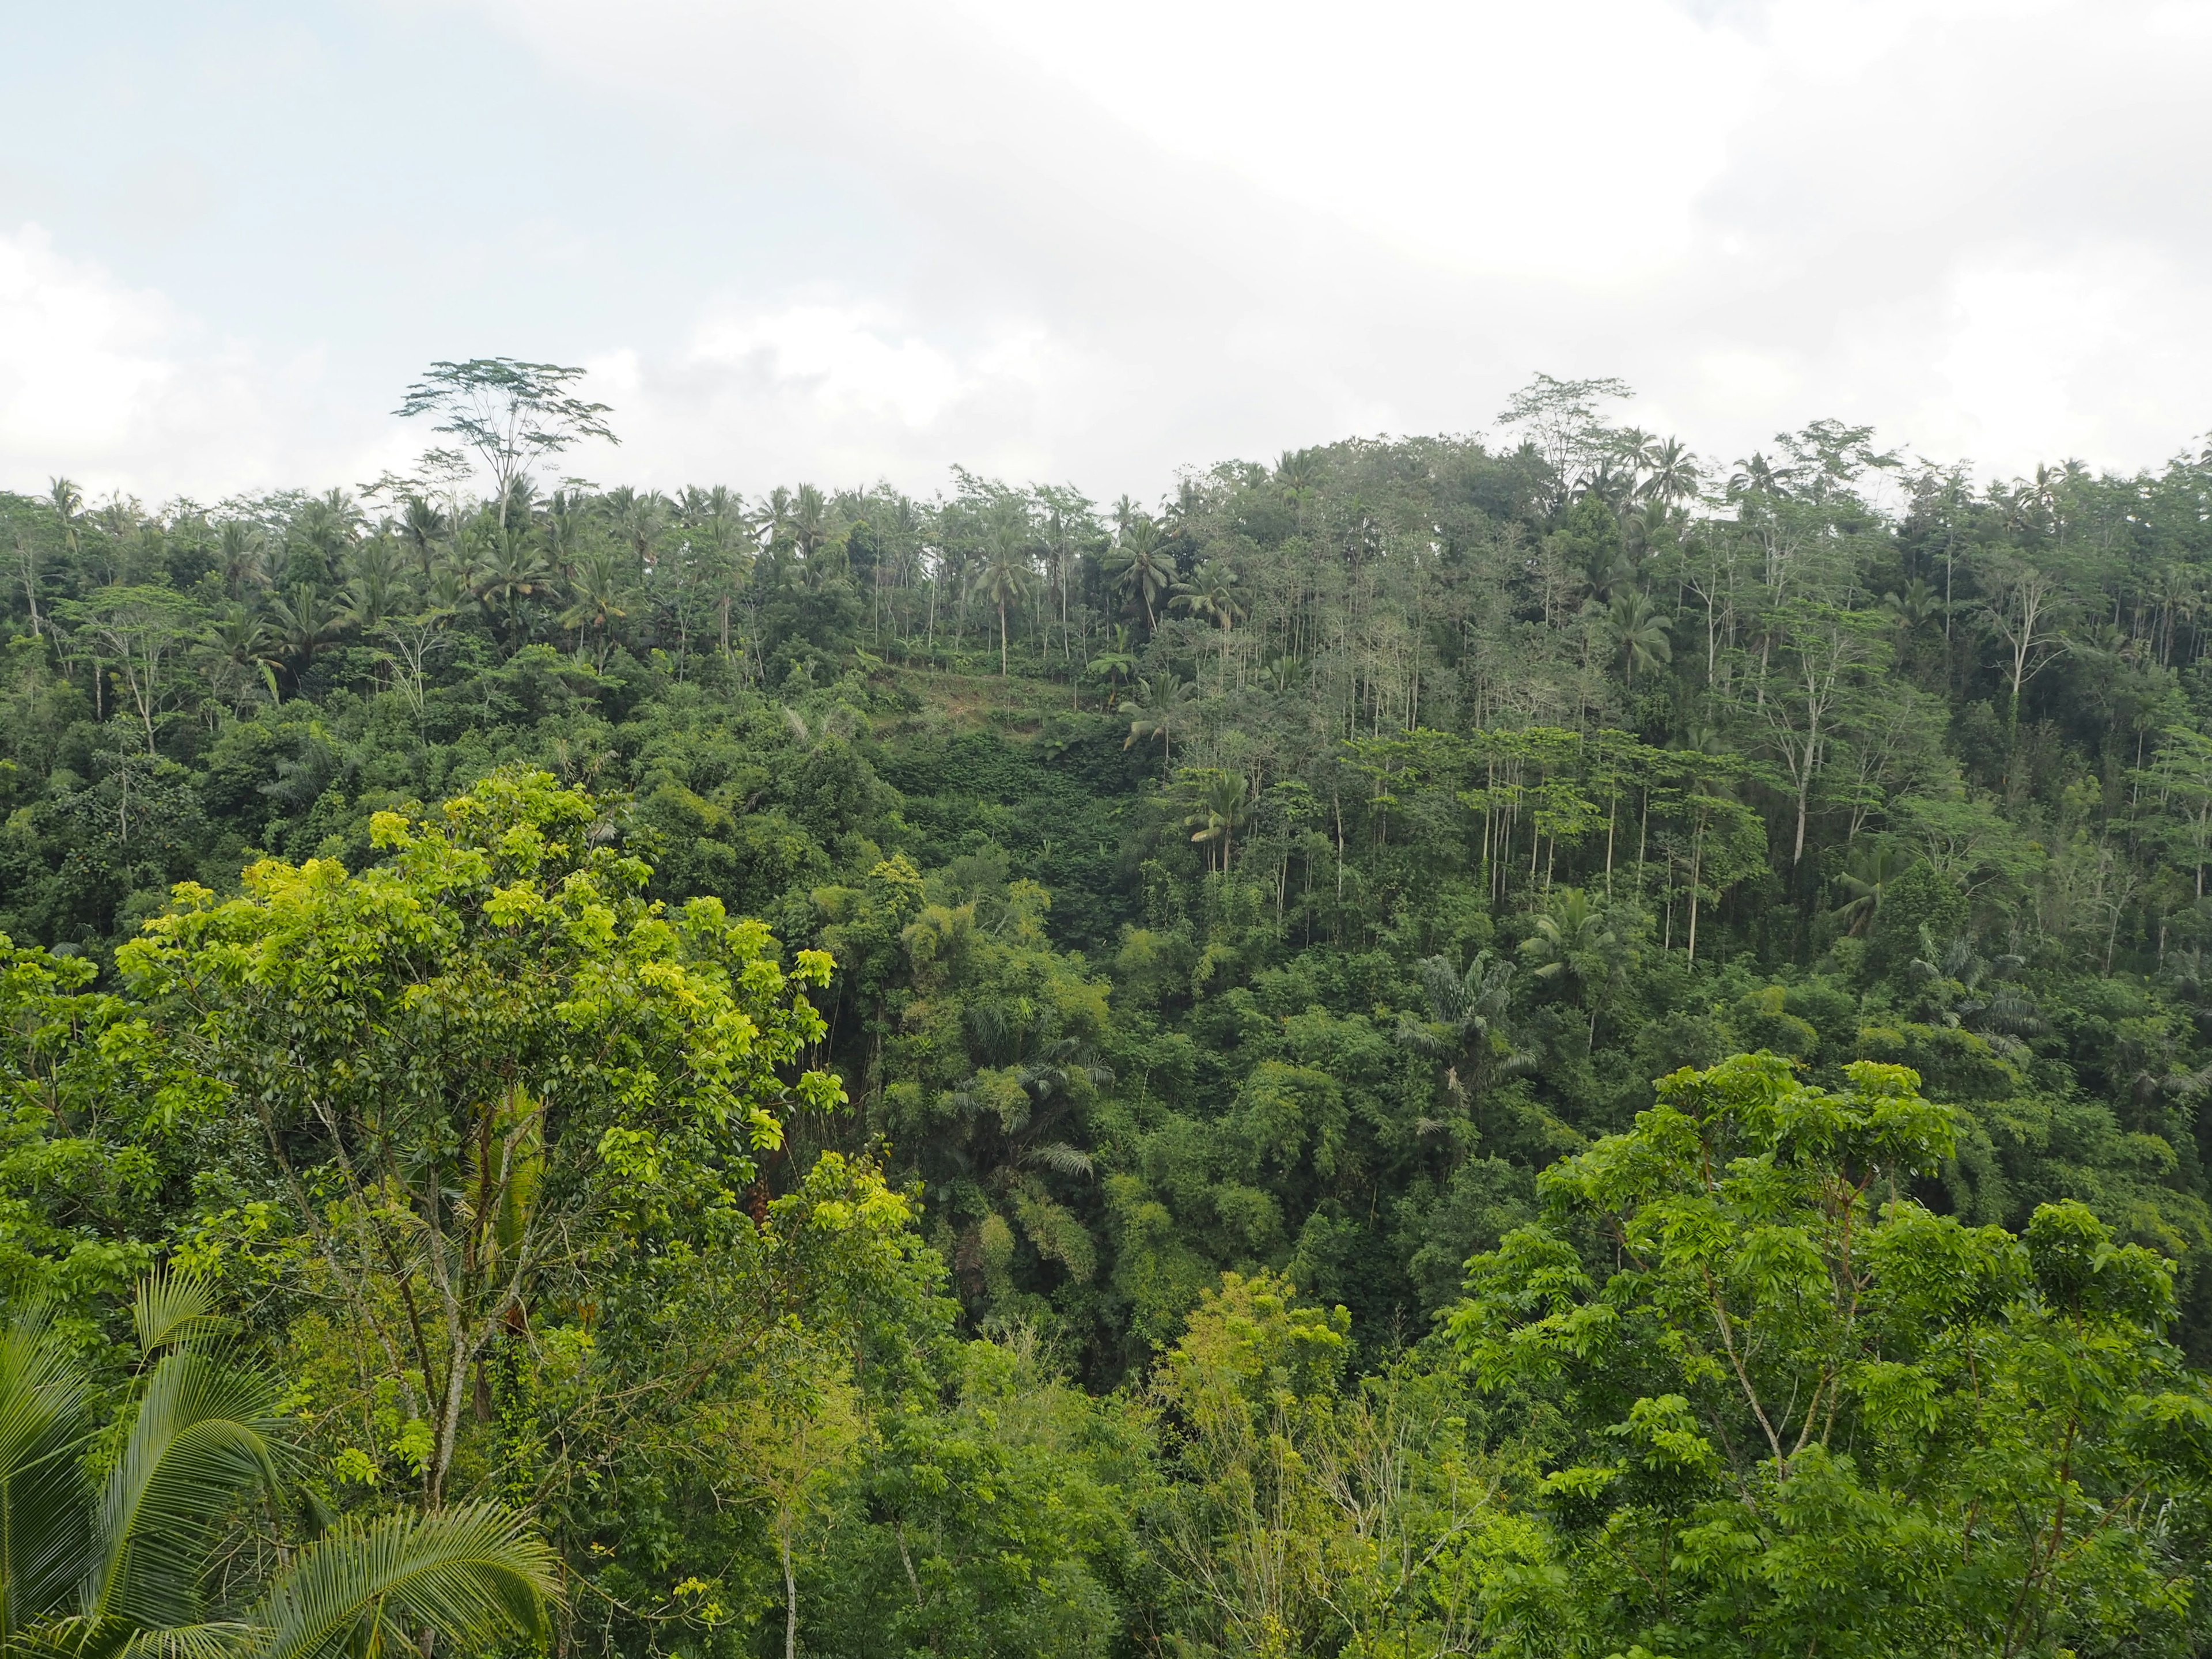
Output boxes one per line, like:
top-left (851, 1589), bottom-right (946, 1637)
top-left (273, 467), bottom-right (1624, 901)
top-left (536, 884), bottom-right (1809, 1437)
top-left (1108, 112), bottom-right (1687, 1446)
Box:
top-left (0, 1307), bottom-right (93, 1642)
top-left (247, 1503), bottom-right (555, 1659)
top-left (85, 1349), bottom-right (285, 1635)
top-left (119, 1619), bottom-right (259, 1659)
top-left (1024, 1142), bottom-right (1094, 1179)
top-left (133, 1271), bottom-right (222, 1358)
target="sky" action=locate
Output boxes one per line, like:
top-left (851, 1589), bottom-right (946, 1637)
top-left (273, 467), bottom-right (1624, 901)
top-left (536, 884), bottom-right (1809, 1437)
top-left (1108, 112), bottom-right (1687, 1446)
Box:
top-left (1, 0), bottom-right (2208, 506)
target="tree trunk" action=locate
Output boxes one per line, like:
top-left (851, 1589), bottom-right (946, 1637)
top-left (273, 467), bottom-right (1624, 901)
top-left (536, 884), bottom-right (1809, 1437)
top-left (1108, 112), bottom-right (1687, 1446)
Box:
top-left (782, 1521), bottom-right (798, 1659)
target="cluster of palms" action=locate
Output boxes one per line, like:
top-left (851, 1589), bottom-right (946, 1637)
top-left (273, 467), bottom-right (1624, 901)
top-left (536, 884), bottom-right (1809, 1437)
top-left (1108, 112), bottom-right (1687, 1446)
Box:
top-left (39, 476), bottom-right (786, 715)
top-left (0, 1271), bottom-right (550, 1659)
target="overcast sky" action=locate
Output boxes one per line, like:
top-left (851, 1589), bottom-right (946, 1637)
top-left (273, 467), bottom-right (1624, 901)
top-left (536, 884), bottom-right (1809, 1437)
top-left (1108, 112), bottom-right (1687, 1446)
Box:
top-left (2, 0), bottom-right (2207, 505)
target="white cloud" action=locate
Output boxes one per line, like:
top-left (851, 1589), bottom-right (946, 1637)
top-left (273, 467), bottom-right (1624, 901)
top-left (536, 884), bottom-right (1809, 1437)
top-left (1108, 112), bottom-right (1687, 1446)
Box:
top-left (13, 2), bottom-right (2212, 498)
top-left (691, 303), bottom-right (994, 429)
top-left (0, 223), bottom-right (401, 500)
top-left (0, 225), bottom-right (182, 460)
top-left (443, 0), bottom-right (2212, 493)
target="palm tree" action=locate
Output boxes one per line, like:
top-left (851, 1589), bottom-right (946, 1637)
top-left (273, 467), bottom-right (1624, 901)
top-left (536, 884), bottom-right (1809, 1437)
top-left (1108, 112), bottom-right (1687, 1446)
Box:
top-left (1106, 518), bottom-right (1172, 632)
top-left (399, 493), bottom-right (448, 576)
top-left (217, 520), bottom-right (268, 598)
top-left (1277, 448), bottom-right (1323, 532)
top-left (0, 1272), bottom-right (554, 1659)
top-left (1881, 577), bottom-right (1942, 632)
top-left (264, 582), bottom-right (348, 679)
top-left (1171, 558), bottom-right (1243, 671)
top-left (340, 539), bottom-right (404, 632)
top-left (474, 536), bottom-right (556, 645)
top-left (1602, 589), bottom-right (1673, 687)
top-left (48, 476), bottom-right (84, 558)
top-left (1832, 842), bottom-right (1910, 937)
top-left (1182, 768), bottom-right (1252, 874)
top-left (1908, 936), bottom-right (2044, 1055)
top-left (1635, 436), bottom-right (1701, 507)
top-left (980, 525), bottom-right (1035, 676)
top-left (1397, 950), bottom-right (1528, 1129)
top-left (1123, 674), bottom-right (1194, 779)
top-left (199, 604), bottom-right (283, 708)
top-left (790, 484), bottom-right (831, 563)
top-left (1519, 887), bottom-right (1623, 1044)
top-left (560, 547), bottom-right (629, 669)
top-left (1086, 624), bottom-right (1139, 708)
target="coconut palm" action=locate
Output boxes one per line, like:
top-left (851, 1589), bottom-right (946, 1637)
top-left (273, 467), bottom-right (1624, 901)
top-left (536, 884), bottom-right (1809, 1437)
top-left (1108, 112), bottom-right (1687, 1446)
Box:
top-left (264, 582), bottom-right (348, 679)
top-left (560, 547), bottom-right (629, 669)
top-left (0, 1272), bottom-right (554, 1659)
top-left (1086, 624), bottom-right (1139, 708)
top-left (1635, 435), bottom-right (1702, 506)
top-left (1396, 950), bottom-right (1529, 1124)
top-left (48, 476), bottom-right (84, 558)
top-left (1105, 518), bottom-right (1173, 632)
top-left (198, 604), bottom-right (283, 709)
top-left (1181, 768), bottom-right (1252, 874)
top-left (340, 539), bottom-right (405, 632)
top-left (1519, 887), bottom-right (1624, 1044)
top-left (1832, 841), bottom-right (1910, 937)
top-left (397, 494), bottom-right (448, 576)
top-left (1881, 577), bottom-right (1942, 632)
top-left (473, 536), bottom-right (556, 645)
top-left (1123, 673), bottom-right (1195, 780)
top-left (1276, 448), bottom-right (1324, 531)
top-left (790, 484), bottom-right (831, 562)
top-left (1601, 589), bottom-right (1673, 687)
top-left (980, 525), bottom-right (1035, 676)
top-left (1171, 559), bottom-right (1244, 671)
top-left (217, 521), bottom-right (268, 599)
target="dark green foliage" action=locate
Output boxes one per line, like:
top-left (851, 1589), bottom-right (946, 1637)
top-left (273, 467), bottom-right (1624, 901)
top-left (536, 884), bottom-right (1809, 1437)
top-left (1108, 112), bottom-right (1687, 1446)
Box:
top-left (10, 384), bottom-right (2212, 1650)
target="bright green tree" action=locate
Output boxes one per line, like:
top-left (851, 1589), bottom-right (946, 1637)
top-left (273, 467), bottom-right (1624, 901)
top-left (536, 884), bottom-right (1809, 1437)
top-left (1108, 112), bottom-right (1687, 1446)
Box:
top-left (118, 768), bottom-right (844, 1515)
top-left (1452, 1052), bottom-right (2212, 1659)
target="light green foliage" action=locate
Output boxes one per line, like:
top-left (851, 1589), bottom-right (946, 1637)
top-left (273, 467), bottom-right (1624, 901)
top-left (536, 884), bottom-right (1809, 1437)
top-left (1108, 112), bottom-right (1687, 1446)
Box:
top-left (1452, 1052), bottom-right (2212, 1658)
top-left (115, 767), bottom-right (844, 1509)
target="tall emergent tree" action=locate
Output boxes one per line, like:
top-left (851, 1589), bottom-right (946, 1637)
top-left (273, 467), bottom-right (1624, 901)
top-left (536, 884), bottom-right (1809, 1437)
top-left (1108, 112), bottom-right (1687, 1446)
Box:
top-left (394, 358), bottom-right (618, 531)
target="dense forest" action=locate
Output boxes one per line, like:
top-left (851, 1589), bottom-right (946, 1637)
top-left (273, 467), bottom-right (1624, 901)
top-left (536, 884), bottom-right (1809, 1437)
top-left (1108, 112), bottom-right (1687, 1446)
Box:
top-left (5, 362), bottom-right (2212, 1656)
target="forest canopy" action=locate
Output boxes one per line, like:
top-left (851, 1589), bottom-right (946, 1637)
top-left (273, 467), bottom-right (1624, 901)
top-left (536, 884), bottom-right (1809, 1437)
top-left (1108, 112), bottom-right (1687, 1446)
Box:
top-left (5, 368), bottom-right (2212, 1655)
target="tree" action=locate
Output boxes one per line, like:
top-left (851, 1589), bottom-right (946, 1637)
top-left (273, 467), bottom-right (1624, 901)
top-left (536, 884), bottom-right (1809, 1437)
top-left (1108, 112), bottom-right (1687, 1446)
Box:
top-left (1124, 673), bottom-right (1196, 779)
top-left (1599, 588), bottom-right (1672, 688)
top-left (1518, 887), bottom-right (1627, 1043)
top-left (980, 523), bottom-right (1035, 676)
top-left (1173, 558), bottom-right (1245, 674)
top-left (1182, 768), bottom-right (1253, 874)
top-left (1107, 517), bottom-right (1173, 632)
top-left (118, 770), bottom-right (846, 1517)
top-left (1830, 838), bottom-right (1910, 936)
top-left (1397, 948), bottom-right (1524, 1127)
top-left (1496, 374), bottom-right (1635, 506)
top-left (0, 1272), bottom-right (554, 1659)
top-left (1452, 1052), bottom-right (2212, 1659)
top-left (1758, 603), bottom-right (1877, 865)
top-left (394, 359), bottom-right (617, 533)
top-left (1979, 556), bottom-right (2067, 732)
top-left (1086, 623), bottom-right (1139, 708)
top-left (62, 585), bottom-right (195, 753)
top-left (263, 581), bottom-right (349, 679)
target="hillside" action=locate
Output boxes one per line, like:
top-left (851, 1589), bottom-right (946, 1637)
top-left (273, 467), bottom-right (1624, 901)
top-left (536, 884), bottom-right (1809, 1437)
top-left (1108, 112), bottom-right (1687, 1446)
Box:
top-left (5, 381), bottom-right (2212, 1653)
